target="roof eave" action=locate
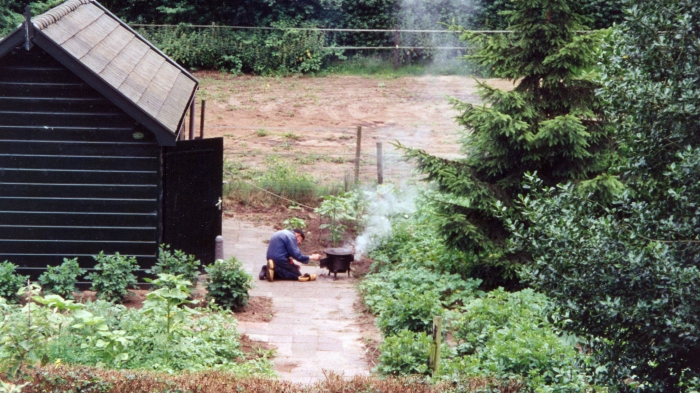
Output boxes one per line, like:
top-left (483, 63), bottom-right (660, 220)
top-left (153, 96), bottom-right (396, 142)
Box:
top-left (0, 28), bottom-right (24, 59)
top-left (32, 27), bottom-right (179, 147)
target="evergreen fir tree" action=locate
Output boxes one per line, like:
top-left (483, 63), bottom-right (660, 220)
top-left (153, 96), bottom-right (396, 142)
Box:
top-left (399, 0), bottom-right (617, 287)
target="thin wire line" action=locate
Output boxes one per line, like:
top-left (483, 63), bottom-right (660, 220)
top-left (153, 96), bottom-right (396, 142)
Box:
top-left (129, 24), bottom-right (509, 33)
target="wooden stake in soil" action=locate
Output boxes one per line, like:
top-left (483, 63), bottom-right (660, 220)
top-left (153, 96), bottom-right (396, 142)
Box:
top-left (199, 100), bottom-right (206, 139)
top-left (189, 99), bottom-right (195, 140)
top-left (428, 315), bottom-right (443, 375)
top-left (394, 26), bottom-right (399, 70)
top-left (376, 142), bottom-right (384, 185)
top-left (354, 126), bottom-right (362, 185)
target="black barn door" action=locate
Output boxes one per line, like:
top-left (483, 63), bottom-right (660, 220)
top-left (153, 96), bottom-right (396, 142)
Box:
top-left (163, 138), bottom-right (223, 264)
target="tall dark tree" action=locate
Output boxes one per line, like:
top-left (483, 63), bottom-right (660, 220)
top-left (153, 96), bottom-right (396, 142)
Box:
top-left (471, 0), bottom-right (624, 30)
top-left (514, 0), bottom-right (700, 391)
top-left (398, 0), bottom-right (616, 287)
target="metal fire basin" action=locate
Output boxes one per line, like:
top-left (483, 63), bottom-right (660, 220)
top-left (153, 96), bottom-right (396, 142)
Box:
top-left (320, 248), bottom-right (354, 280)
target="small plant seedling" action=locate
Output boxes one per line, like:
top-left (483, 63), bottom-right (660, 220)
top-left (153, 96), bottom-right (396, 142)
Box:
top-left (256, 129), bottom-right (269, 137)
top-left (283, 217), bottom-right (307, 230)
top-left (283, 132), bottom-right (301, 140)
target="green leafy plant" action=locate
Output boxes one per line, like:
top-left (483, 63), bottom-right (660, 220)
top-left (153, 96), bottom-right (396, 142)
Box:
top-left (142, 274), bottom-right (199, 362)
top-left (315, 191), bottom-right (362, 245)
top-left (205, 257), bottom-right (252, 311)
top-left (0, 261), bottom-right (27, 303)
top-left (376, 330), bottom-right (432, 376)
top-left (85, 252), bottom-right (139, 303)
top-left (148, 245), bottom-right (201, 288)
top-left (282, 132), bottom-right (301, 140)
top-left (376, 291), bottom-right (443, 336)
top-left (38, 258), bottom-right (85, 300)
top-left (282, 217), bottom-right (307, 230)
top-left (0, 284), bottom-right (63, 378)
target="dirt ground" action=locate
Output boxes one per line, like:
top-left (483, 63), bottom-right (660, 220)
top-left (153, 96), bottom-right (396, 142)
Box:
top-left (194, 73), bottom-right (514, 184)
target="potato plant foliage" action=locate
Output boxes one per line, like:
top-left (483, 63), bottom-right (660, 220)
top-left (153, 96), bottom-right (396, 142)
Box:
top-left (205, 257), bottom-right (252, 311)
top-left (38, 258), bottom-right (85, 300)
top-left (361, 205), bottom-right (597, 392)
top-left (0, 283), bottom-right (271, 377)
top-left (0, 261), bottom-right (27, 304)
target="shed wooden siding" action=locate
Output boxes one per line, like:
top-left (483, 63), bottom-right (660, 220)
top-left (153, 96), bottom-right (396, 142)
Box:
top-left (0, 46), bottom-right (159, 277)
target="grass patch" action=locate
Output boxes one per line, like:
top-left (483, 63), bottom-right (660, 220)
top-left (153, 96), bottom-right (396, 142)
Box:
top-left (255, 129), bottom-right (269, 137)
top-left (321, 55), bottom-right (485, 77)
top-left (282, 132), bottom-right (301, 140)
top-left (223, 157), bottom-right (345, 207)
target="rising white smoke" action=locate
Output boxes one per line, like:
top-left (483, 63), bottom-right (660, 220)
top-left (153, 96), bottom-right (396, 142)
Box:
top-left (354, 183), bottom-right (417, 260)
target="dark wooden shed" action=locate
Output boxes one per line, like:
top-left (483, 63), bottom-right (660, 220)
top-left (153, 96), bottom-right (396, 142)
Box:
top-left (0, 0), bottom-right (223, 279)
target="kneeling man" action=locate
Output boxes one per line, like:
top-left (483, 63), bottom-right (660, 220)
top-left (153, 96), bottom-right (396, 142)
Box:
top-left (261, 229), bottom-right (321, 282)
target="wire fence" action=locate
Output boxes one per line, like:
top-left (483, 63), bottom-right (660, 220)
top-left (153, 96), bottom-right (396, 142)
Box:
top-left (129, 23), bottom-right (475, 54)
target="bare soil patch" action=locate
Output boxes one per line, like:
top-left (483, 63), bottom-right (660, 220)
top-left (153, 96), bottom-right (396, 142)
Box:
top-left (238, 334), bottom-right (276, 362)
top-left (234, 296), bottom-right (275, 323)
top-left (353, 299), bottom-right (382, 369)
top-left (194, 73), bottom-right (512, 185)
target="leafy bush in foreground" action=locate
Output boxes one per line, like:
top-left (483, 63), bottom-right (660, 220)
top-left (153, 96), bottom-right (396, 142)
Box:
top-left (364, 208), bottom-right (596, 391)
top-left (148, 245), bottom-right (201, 288)
top-left (86, 252), bottom-right (139, 303)
top-left (205, 257), bottom-right (252, 311)
top-left (0, 261), bottom-right (27, 303)
top-left (376, 330), bottom-right (432, 376)
top-left (443, 289), bottom-right (594, 392)
top-left (0, 286), bottom-right (271, 375)
top-left (38, 258), bottom-right (85, 300)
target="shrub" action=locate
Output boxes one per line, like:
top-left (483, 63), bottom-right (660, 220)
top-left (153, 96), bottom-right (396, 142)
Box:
top-left (282, 217), bottom-right (307, 230)
top-left (148, 245), bottom-right (201, 287)
top-left (360, 268), bottom-right (481, 314)
top-left (376, 330), bottom-right (432, 376)
top-left (85, 252), bottom-right (139, 303)
top-left (377, 291), bottom-right (443, 335)
top-left (0, 261), bottom-right (28, 303)
top-left (136, 21), bottom-right (333, 75)
top-left (38, 258), bottom-right (86, 300)
top-left (443, 290), bottom-right (593, 392)
top-left (205, 257), bottom-right (252, 311)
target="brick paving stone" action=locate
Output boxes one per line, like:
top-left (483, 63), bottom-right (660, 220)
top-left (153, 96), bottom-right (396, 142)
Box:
top-left (268, 334), bottom-right (293, 343)
top-left (223, 219), bottom-right (378, 383)
top-left (317, 341), bottom-right (343, 351)
top-left (292, 335), bottom-right (318, 343)
top-left (292, 344), bottom-right (317, 358)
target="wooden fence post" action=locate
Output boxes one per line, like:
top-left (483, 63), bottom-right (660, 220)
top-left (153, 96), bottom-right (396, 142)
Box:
top-left (199, 100), bottom-right (206, 139)
top-left (394, 26), bottom-right (399, 70)
top-left (428, 316), bottom-right (443, 375)
top-left (354, 126), bottom-right (362, 185)
top-left (189, 99), bottom-right (195, 140)
top-left (376, 142), bottom-right (383, 184)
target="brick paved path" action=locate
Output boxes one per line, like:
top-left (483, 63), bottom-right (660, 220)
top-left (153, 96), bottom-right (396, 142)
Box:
top-left (223, 219), bottom-right (374, 383)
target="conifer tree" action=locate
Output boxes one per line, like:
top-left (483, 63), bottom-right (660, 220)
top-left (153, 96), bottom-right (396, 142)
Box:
top-left (399, 0), bottom-right (616, 287)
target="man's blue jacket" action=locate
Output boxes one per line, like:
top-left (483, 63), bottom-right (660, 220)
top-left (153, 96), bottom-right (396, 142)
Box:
top-left (266, 229), bottom-right (310, 265)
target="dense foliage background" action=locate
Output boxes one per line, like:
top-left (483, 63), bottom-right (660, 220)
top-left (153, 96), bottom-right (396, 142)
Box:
top-left (1, 0), bottom-right (624, 73)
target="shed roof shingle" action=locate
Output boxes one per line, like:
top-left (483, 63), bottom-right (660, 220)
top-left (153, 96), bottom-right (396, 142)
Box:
top-left (30, 0), bottom-right (197, 137)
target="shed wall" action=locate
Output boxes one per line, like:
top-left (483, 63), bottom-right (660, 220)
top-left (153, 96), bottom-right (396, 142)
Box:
top-left (0, 46), bottom-right (159, 278)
